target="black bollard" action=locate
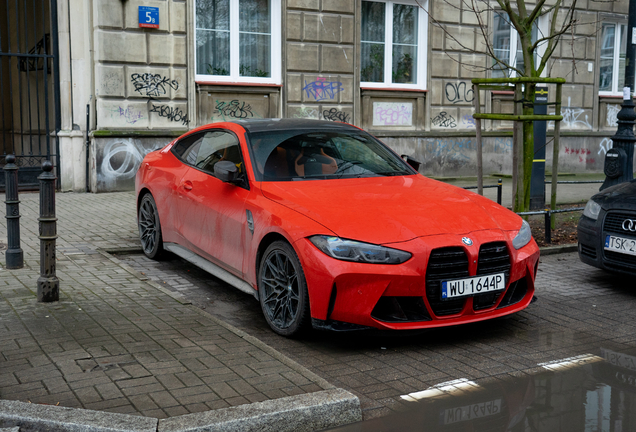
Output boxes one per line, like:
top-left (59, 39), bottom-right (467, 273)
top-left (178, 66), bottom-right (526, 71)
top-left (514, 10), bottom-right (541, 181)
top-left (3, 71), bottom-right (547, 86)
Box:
top-left (4, 154), bottom-right (23, 269)
top-left (37, 160), bottom-right (59, 302)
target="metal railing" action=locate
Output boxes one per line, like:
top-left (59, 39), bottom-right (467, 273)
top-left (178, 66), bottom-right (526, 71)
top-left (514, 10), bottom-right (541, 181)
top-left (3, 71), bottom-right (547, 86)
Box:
top-left (516, 207), bottom-right (584, 244)
top-left (463, 179), bottom-right (503, 205)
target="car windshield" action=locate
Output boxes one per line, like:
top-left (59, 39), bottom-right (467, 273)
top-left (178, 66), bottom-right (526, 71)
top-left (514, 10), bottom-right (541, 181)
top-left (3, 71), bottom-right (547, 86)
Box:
top-left (247, 130), bottom-right (413, 181)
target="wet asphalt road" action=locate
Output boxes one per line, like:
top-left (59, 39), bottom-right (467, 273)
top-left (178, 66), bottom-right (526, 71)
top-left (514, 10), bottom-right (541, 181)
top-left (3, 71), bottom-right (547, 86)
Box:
top-left (117, 250), bottom-right (636, 420)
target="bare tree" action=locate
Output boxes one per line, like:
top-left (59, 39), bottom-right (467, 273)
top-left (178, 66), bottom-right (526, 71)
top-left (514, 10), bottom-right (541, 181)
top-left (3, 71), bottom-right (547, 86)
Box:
top-left (425, 0), bottom-right (581, 211)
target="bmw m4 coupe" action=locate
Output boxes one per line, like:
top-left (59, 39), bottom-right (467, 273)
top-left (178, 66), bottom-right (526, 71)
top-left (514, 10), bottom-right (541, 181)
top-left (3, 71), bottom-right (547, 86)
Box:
top-left (135, 119), bottom-right (540, 336)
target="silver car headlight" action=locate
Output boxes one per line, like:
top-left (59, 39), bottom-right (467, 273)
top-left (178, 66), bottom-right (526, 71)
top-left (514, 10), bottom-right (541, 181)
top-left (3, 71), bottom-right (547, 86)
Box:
top-left (583, 199), bottom-right (602, 221)
top-left (309, 236), bottom-right (412, 264)
top-left (512, 220), bottom-right (532, 250)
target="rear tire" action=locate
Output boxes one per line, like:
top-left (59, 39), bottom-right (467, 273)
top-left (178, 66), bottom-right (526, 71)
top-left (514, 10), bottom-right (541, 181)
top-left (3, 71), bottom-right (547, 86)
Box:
top-left (138, 193), bottom-right (165, 260)
top-left (258, 241), bottom-right (310, 337)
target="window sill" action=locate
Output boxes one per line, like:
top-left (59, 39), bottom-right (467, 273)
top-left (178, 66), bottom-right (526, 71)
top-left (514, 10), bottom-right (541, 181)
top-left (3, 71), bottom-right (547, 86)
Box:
top-left (360, 87), bottom-right (427, 93)
top-left (195, 81), bottom-right (283, 88)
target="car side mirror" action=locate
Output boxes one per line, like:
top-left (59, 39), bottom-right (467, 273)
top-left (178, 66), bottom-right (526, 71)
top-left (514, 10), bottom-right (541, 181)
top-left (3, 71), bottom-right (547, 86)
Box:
top-left (214, 160), bottom-right (238, 183)
top-left (401, 155), bottom-right (421, 172)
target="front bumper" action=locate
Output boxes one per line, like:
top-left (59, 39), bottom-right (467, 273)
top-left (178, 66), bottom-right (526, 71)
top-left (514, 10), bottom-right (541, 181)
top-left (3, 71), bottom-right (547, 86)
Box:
top-left (295, 231), bottom-right (540, 331)
top-left (578, 212), bottom-right (636, 275)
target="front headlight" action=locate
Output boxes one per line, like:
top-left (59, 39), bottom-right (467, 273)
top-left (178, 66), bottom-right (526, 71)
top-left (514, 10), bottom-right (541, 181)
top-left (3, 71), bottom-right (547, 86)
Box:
top-left (309, 236), bottom-right (412, 264)
top-left (583, 199), bottom-right (602, 221)
top-left (512, 219), bottom-right (532, 250)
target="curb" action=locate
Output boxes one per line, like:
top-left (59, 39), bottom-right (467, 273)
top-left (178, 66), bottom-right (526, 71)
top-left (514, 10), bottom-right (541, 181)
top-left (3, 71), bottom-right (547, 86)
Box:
top-left (0, 389), bottom-right (361, 432)
top-left (539, 244), bottom-right (578, 255)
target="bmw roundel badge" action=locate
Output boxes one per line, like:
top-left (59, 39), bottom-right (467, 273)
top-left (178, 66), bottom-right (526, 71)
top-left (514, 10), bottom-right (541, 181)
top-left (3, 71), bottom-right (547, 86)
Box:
top-left (462, 237), bottom-right (473, 246)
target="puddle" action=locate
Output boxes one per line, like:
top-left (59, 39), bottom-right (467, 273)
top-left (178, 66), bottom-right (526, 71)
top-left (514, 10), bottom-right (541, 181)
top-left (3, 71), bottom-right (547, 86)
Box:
top-left (326, 345), bottom-right (636, 432)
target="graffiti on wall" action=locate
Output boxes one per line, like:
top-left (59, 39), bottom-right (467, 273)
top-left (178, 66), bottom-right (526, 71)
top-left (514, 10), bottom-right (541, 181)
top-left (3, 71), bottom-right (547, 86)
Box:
top-left (131, 73), bottom-right (179, 97)
top-left (598, 137), bottom-right (613, 155)
top-left (445, 82), bottom-right (474, 104)
top-left (322, 108), bottom-right (350, 123)
top-left (150, 104), bottom-right (190, 126)
top-left (213, 100), bottom-right (262, 121)
top-left (565, 146), bottom-right (595, 164)
top-left (423, 138), bottom-right (475, 164)
top-left (98, 139), bottom-right (162, 186)
top-left (550, 97), bottom-right (592, 130)
top-left (109, 106), bottom-right (144, 125)
top-left (461, 114), bottom-right (476, 129)
top-left (373, 102), bottom-right (413, 126)
top-left (606, 104), bottom-right (620, 127)
top-left (493, 137), bottom-right (512, 154)
top-left (431, 111), bottom-right (457, 128)
top-left (291, 106), bottom-right (320, 119)
top-left (303, 77), bottom-right (344, 101)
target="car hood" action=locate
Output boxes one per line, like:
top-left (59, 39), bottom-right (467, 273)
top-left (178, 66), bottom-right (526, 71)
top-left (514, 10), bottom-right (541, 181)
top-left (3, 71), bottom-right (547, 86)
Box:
top-left (592, 179), bottom-right (636, 208)
top-left (260, 175), bottom-right (522, 244)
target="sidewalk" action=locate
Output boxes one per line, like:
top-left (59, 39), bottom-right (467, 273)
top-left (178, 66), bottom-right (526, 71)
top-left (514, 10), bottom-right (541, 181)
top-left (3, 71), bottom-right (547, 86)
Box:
top-left (0, 192), bottom-right (360, 431)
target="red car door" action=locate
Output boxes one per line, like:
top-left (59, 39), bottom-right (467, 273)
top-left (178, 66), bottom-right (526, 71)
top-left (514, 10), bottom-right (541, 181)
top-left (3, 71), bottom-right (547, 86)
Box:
top-left (176, 129), bottom-right (251, 277)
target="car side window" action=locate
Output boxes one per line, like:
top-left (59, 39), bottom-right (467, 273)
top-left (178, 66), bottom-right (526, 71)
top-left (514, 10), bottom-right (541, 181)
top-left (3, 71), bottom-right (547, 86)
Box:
top-left (171, 132), bottom-right (204, 164)
top-left (195, 131), bottom-right (243, 177)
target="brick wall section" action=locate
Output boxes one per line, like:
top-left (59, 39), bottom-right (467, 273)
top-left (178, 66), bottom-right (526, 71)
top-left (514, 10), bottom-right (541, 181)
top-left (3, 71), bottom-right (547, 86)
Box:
top-left (93, 0), bottom-right (189, 130)
top-left (285, 0), bottom-right (356, 123)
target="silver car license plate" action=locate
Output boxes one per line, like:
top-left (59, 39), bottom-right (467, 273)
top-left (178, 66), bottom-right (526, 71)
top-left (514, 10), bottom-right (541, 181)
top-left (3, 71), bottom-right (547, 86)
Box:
top-left (605, 235), bottom-right (636, 257)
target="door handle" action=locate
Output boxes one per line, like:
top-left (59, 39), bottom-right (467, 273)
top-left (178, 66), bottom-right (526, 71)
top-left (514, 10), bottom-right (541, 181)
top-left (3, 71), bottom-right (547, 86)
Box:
top-left (182, 181), bottom-right (193, 191)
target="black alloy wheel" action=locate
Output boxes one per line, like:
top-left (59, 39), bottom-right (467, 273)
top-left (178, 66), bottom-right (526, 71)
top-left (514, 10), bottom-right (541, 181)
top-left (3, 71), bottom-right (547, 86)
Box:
top-left (258, 241), bottom-right (310, 337)
top-left (138, 194), bottom-right (165, 260)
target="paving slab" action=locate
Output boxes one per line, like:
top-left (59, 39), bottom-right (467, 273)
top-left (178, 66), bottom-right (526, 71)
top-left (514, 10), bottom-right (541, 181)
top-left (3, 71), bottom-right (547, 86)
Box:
top-left (0, 191), bottom-right (361, 431)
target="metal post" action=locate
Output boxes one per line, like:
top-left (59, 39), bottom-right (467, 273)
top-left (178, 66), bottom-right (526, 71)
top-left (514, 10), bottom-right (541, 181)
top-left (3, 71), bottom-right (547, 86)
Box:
top-left (4, 155), bottom-right (23, 269)
top-left (473, 83), bottom-right (483, 196)
top-left (37, 161), bottom-right (59, 302)
top-left (544, 211), bottom-right (551, 245)
top-left (600, 88), bottom-right (636, 190)
top-left (497, 179), bottom-right (503, 205)
top-left (550, 84), bottom-right (562, 229)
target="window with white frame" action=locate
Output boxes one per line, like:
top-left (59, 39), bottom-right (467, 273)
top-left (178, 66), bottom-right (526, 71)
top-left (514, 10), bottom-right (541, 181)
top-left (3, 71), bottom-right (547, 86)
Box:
top-left (195, 0), bottom-right (281, 84)
top-left (599, 21), bottom-right (627, 95)
top-left (360, 0), bottom-right (427, 90)
top-left (492, 11), bottom-right (547, 78)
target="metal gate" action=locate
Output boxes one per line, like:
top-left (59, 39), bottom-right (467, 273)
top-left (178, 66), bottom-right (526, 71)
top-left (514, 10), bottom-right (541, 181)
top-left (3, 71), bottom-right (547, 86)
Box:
top-left (0, 0), bottom-right (60, 189)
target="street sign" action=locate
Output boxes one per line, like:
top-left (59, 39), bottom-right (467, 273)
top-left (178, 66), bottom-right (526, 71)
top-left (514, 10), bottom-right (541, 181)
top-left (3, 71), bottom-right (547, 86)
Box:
top-left (139, 6), bottom-right (159, 29)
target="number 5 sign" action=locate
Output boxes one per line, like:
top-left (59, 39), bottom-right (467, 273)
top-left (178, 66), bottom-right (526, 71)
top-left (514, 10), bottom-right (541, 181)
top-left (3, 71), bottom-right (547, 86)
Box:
top-left (139, 6), bottom-right (159, 29)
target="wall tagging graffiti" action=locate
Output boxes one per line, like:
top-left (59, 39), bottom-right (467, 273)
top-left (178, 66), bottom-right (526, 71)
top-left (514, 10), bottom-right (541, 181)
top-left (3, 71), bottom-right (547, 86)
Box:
top-left (431, 111), bottom-right (457, 128)
top-left (550, 97), bottom-right (592, 130)
top-left (373, 102), bottom-right (413, 126)
top-left (322, 108), bottom-right (350, 123)
top-left (461, 114), bottom-right (476, 129)
top-left (109, 106), bottom-right (144, 125)
top-left (565, 146), bottom-right (595, 164)
top-left (131, 73), bottom-right (179, 98)
top-left (150, 104), bottom-right (190, 126)
top-left (606, 104), bottom-right (620, 127)
top-left (445, 82), bottom-right (474, 104)
top-left (213, 100), bottom-right (261, 121)
top-left (598, 137), bottom-right (613, 155)
top-left (96, 138), bottom-right (166, 191)
top-left (493, 137), bottom-right (512, 154)
top-left (291, 106), bottom-right (320, 119)
top-left (303, 77), bottom-right (344, 101)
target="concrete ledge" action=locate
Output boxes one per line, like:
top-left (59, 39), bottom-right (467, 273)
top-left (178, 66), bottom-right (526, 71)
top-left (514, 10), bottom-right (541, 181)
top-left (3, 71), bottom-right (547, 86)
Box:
top-left (539, 244), bottom-right (578, 255)
top-left (0, 400), bottom-right (158, 432)
top-left (158, 388), bottom-right (361, 432)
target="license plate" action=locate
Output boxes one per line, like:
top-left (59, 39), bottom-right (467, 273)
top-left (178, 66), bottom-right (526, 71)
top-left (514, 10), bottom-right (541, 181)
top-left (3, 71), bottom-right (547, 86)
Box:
top-left (441, 273), bottom-right (505, 300)
top-left (442, 399), bottom-right (502, 425)
top-left (604, 235), bottom-right (636, 256)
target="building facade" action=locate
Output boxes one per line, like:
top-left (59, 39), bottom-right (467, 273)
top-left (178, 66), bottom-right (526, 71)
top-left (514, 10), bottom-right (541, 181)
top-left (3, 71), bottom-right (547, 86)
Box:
top-left (1, 0), bottom-right (632, 191)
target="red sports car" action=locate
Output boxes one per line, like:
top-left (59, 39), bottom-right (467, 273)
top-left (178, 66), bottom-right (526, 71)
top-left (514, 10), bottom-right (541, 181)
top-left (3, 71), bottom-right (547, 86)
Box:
top-left (135, 119), bottom-right (540, 336)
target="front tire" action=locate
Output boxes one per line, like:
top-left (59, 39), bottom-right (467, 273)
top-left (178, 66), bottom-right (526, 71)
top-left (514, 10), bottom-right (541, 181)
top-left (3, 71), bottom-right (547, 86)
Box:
top-left (258, 241), bottom-right (310, 337)
top-left (138, 193), bottom-right (165, 260)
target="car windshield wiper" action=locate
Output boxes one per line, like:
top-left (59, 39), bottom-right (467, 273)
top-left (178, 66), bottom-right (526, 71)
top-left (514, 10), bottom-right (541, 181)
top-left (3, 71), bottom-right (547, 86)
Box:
top-left (334, 161), bottom-right (362, 176)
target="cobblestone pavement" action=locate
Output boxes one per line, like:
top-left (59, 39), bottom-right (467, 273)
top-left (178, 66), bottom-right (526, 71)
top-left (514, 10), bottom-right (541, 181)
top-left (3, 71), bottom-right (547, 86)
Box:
top-left (120, 249), bottom-right (636, 420)
top-left (0, 192), bottom-right (331, 419)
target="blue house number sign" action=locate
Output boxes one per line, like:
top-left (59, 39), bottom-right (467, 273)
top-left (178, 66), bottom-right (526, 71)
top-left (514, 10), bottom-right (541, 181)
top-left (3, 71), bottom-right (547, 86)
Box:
top-left (139, 6), bottom-right (159, 28)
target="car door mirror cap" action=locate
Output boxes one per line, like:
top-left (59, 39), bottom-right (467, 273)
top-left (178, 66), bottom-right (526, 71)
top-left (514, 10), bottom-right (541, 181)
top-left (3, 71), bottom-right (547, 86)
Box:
top-left (214, 160), bottom-right (238, 183)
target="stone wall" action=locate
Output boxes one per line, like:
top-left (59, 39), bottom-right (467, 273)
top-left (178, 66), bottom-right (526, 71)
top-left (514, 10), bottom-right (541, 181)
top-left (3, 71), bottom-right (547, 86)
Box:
top-left (93, 0), bottom-right (190, 131)
top-left (284, 0), bottom-right (356, 123)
